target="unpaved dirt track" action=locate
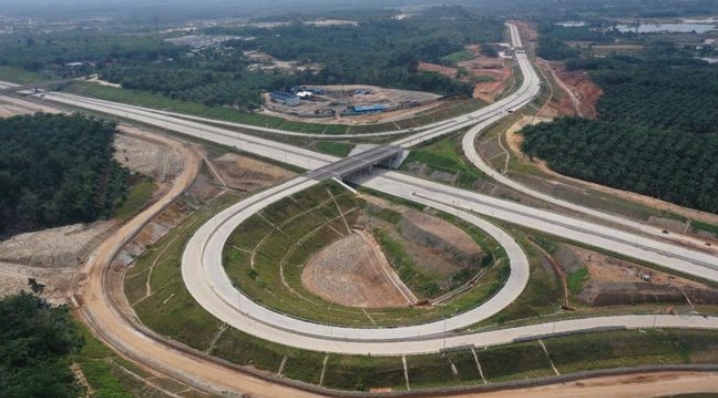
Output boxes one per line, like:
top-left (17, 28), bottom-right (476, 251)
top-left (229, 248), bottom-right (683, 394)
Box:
top-left (465, 371), bottom-right (718, 398)
top-left (76, 128), bottom-right (323, 398)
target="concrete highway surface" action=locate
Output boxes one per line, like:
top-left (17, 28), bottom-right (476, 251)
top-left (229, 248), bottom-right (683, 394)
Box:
top-left (3, 22), bottom-right (718, 396)
top-left (181, 174), bottom-right (531, 347)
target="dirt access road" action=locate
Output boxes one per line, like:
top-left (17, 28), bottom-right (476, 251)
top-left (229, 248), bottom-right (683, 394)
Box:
top-left (76, 126), bottom-right (323, 398)
top-left (467, 371), bottom-right (718, 398)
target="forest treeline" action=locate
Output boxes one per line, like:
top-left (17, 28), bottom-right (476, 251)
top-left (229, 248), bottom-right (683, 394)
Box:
top-left (591, 61), bottom-right (718, 134)
top-left (0, 113), bottom-right (129, 236)
top-left (523, 41), bottom-right (718, 213)
top-left (1, 6), bottom-right (503, 109)
top-left (0, 293), bottom-right (84, 398)
top-left (522, 118), bottom-right (718, 213)
top-left (100, 9), bottom-right (502, 103)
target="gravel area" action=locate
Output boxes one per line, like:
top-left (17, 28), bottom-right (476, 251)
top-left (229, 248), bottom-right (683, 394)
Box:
top-left (302, 232), bottom-right (413, 308)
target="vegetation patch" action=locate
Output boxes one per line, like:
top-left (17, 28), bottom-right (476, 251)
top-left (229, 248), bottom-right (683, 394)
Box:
top-left (222, 182), bottom-right (505, 326)
top-left (401, 134), bottom-right (487, 187)
top-left (374, 228), bottom-right (440, 298)
top-left (0, 66), bottom-right (52, 83)
top-left (523, 39), bottom-right (718, 214)
top-left (521, 117), bottom-right (718, 214)
top-left (566, 266), bottom-right (589, 296)
top-left (125, 193), bottom-right (241, 349)
top-left (0, 293), bottom-right (83, 398)
top-left (0, 113), bottom-right (129, 236)
top-left (315, 141), bottom-right (353, 157)
top-left (441, 50), bottom-right (476, 65)
top-left (114, 178), bottom-right (157, 220)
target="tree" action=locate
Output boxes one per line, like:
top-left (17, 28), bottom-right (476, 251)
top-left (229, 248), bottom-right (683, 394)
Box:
top-left (0, 293), bottom-right (84, 398)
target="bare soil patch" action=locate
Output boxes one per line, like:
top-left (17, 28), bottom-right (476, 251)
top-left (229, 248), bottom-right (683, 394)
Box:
top-left (301, 232), bottom-right (413, 308)
top-left (418, 62), bottom-right (457, 79)
top-left (301, 194), bottom-right (487, 307)
top-left (0, 261), bottom-right (77, 304)
top-left (211, 153), bottom-right (295, 192)
top-left (244, 50), bottom-right (321, 73)
top-left (554, 244), bottom-right (718, 306)
top-left (114, 132), bottom-right (184, 181)
top-left (0, 221), bottom-right (118, 268)
top-left (399, 210), bottom-right (483, 268)
top-left (361, 196), bottom-right (486, 289)
top-left (114, 150), bottom-right (292, 270)
top-left (0, 96), bottom-right (63, 116)
top-left (418, 54), bottom-right (512, 103)
top-left (552, 63), bottom-right (603, 119)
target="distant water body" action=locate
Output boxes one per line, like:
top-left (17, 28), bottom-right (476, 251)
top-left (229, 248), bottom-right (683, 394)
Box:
top-left (616, 23), bottom-right (717, 34)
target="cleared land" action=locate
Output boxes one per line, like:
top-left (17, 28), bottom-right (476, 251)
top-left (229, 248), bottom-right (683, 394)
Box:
top-left (262, 84), bottom-right (441, 125)
top-left (0, 127), bottom-right (174, 269)
top-left (418, 45), bottom-right (513, 104)
top-left (554, 243), bottom-right (718, 307)
top-left (210, 152), bottom-right (295, 191)
top-left (302, 231), bottom-right (414, 308)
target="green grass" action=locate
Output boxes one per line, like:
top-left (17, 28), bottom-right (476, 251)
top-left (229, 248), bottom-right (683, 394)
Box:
top-left (478, 341), bottom-right (555, 382)
top-left (566, 267), bottom-right (589, 296)
top-left (374, 228), bottom-right (440, 298)
top-left (545, 329), bottom-right (718, 374)
top-left (62, 82), bottom-right (485, 136)
top-left (125, 193), bottom-right (241, 349)
top-left (75, 324), bottom-right (134, 398)
top-left (692, 220), bottom-right (718, 238)
top-left (315, 141), bottom-right (353, 157)
top-left (222, 182), bottom-right (507, 327)
top-left (125, 196), bottom-right (718, 391)
top-left (401, 134), bottom-right (488, 187)
top-left (476, 229), bottom-right (563, 326)
top-left (441, 50), bottom-right (475, 65)
top-left (75, 320), bottom-right (191, 397)
top-left (323, 355), bottom-right (406, 391)
top-left (0, 66), bottom-right (53, 84)
top-left (114, 178), bottom-right (157, 220)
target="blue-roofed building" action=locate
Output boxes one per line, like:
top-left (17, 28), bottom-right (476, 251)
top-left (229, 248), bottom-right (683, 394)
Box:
top-left (270, 91), bottom-right (301, 106)
top-left (351, 104), bottom-right (387, 114)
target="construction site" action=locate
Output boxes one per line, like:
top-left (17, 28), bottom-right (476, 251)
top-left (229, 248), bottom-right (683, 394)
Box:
top-left (263, 84), bottom-right (442, 123)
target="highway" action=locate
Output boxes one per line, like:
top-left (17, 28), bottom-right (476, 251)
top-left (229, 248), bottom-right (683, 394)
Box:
top-left (181, 173), bottom-right (532, 345)
top-left (3, 22), bottom-right (718, 395)
top-left (6, 21), bottom-right (716, 315)
top-left (171, 23), bottom-right (718, 355)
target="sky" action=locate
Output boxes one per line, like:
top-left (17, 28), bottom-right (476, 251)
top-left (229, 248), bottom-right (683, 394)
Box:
top-left (0, 0), bottom-right (469, 20)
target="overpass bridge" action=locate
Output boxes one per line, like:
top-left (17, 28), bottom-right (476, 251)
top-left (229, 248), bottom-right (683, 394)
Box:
top-left (307, 144), bottom-right (405, 181)
top-left (0, 79), bottom-right (71, 94)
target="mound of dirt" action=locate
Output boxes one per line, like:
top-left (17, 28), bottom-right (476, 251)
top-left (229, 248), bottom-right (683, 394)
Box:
top-left (301, 232), bottom-right (414, 308)
top-left (212, 153), bottom-right (294, 191)
top-left (114, 133), bottom-right (184, 180)
top-left (553, 66), bottom-right (603, 119)
top-left (112, 201), bottom-right (190, 269)
top-left (399, 210), bottom-right (483, 268)
top-left (0, 221), bottom-right (118, 268)
top-left (0, 261), bottom-right (76, 304)
top-left (556, 244), bottom-right (718, 306)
